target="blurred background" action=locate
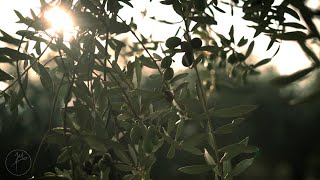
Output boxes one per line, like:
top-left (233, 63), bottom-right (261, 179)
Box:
top-left (1, 0), bottom-right (320, 179)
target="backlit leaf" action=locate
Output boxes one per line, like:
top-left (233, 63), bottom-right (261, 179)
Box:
top-left (0, 69), bottom-right (14, 81)
top-left (270, 66), bottom-right (315, 87)
top-left (189, 16), bottom-right (217, 25)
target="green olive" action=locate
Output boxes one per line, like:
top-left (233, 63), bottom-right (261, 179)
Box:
top-left (161, 56), bottom-right (173, 68)
top-left (191, 38), bottom-right (202, 49)
top-left (165, 37), bottom-right (181, 49)
top-left (164, 67), bottom-right (174, 80)
top-left (182, 53), bottom-right (193, 67)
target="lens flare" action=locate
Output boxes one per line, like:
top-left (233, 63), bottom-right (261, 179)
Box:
top-left (44, 7), bottom-right (75, 39)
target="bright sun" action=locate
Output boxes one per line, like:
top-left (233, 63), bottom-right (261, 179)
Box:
top-left (44, 7), bottom-right (75, 39)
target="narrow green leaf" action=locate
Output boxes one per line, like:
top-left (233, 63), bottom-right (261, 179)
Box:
top-left (219, 144), bottom-right (258, 161)
top-left (284, 7), bottom-right (300, 20)
top-left (180, 145), bottom-right (203, 155)
top-left (0, 48), bottom-right (33, 60)
top-left (0, 30), bottom-right (21, 46)
top-left (213, 5), bottom-right (225, 13)
top-left (128, 144), bottom-right (137, 165)
top-left (57, 147), bottom-right (71, 163)
top-left (37, 62), bottom-right (53, 91)
top-left (225, 158), bottom-right (254, 178)
top-left (0, 55), bottom-right (13, 63)
top-left (215, 118), bottom-right (246, 134)
top-left (197, 45), bottom-right (220, 53)
top-left (160, 0), bottom-right (173, 5)
top-left (298, 42), bottom-right (320, 65)
top-left (191, 54), bottom-right (204, 68)
top-left (122, 174), bottom-right (137, 180)
top-left (283, 22), bottom-right (306, 29)
top-left (167, 145), bottom-right (175, 159)
top-left (10, 74), bottom-right (28, 109)
top-left (273, 31), bottom-right (307, 41)
top-left (175, 119), bottom-right (184, 140)
top-left (210, 105), bottom-right (257, 118)
top-left (135, 58), bottom-right (142, 87)
top-left (189, 16), bottom-right (217, 25)
top-left (204, 148), bottom-right (216, 165)
top-left (253, 58), bottom-right (272, 68)
top-left (138, 56), bottom-right (158, 69)
top-left (0, 69), bottom-right (14, 81)
top-left (178, 165), bottom-right (215, 174)
top-left (14, 10), bottom-right (25, 23)
top-left (237, 36), bottom-right (248, 47)
top-left (229, 25), bottom-right (234, 42)
top-left (170, 73), bottom-right (188, 84)
top-left (37, 176), bottom-right (69, 180)
top-left (114, 164), bottom-right (136, 172)
top-left (245, 41), bottom-right (254, 57)
top-left (83, 135), bottom-right (108, 152)
top-left (223, 160), bottom-right (232, 177)
top-left (111, 38), bottom-right (125, 61)
top-left (181, 133), bottom-right (206, 146)
top-left (113, 148), bottom-right (131, 164)
top-left (172, 0), bottom-right (183, 16)
top-left (270, 66), bottom-right (315, 87)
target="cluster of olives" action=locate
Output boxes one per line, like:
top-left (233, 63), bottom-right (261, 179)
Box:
top-left (165, 36), bottom-right (203, 68)
top-left (82, 153), bottom-right (113, 176)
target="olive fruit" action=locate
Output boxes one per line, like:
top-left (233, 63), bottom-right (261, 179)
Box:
top-left (182, 53), bottom-right (193, 67)
top-left (161, 56), bottom-right (172, 68)
top-left (165, 37), bottom-right (181, 49)
top-left (191, 38), bottom-right (202, 48)
top-left (164, 67), bottom-right (174, 80)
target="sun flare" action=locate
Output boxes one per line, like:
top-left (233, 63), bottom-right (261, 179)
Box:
top-left (44, 7), bottom-right (75, 39)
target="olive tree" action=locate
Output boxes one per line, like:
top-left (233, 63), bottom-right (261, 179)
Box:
top-left (0, 0), bottom-right (318, 179)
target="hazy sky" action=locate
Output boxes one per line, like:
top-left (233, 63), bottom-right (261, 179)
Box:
top-left (0, 0), bottom-right (313, 75)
